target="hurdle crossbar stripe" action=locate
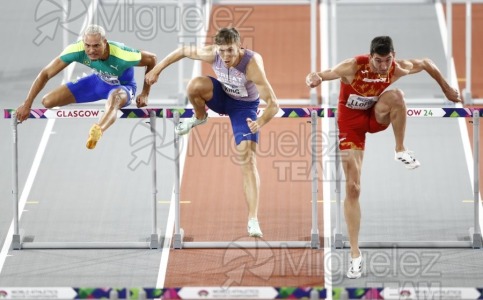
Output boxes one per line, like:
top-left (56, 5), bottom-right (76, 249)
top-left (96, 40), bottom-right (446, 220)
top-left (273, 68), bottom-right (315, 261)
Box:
top-left (5, 107), bottom-right (482, 120)
top-left (171, 109), bottom-right (322, 249)
top-left (3, 108), bottom-right (163, 119)
top-left (328, 107), bottom-right (481, 118)
top-left (163, 107), bottom-right (482, 119)
top-left (163, 107), bottom-right (325, 119)
top-left (8, 111), bottom-right (160, 250)
top-left (472, 110), bottom-right (483, 248)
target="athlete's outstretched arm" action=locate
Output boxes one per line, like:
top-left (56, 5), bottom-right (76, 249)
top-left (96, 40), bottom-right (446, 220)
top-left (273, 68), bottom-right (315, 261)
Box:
top-left (246, 53), bottom-right (279, 133)
top-left (135, 50), bottom-right (157, 107)
top-left (17, 57), bottom-right (68, 122)
top-left (145, 45), bottom-right (215, 86)
top-left (305, 58), bottom-right (357, 88)
top-left (396, 58), bottom-right (461, 103)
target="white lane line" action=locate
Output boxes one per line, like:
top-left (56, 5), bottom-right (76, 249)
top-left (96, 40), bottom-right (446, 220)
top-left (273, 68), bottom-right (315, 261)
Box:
top-left (156, 0), bottom-right (211, 286)
top-left (320, 2), bottom-right (333, 298)
top-left (0, 119), bottom-right (55, 269)
top-left (156, 133), bottom-right (188, 288)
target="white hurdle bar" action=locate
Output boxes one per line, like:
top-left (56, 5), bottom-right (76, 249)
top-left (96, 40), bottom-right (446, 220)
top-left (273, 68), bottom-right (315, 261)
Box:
top-left (5, 108), bottom-right (161, 249)
top-left (169, 108), bottom-right (323, 249)
top-left (333, 108), bottom-right (483, 249)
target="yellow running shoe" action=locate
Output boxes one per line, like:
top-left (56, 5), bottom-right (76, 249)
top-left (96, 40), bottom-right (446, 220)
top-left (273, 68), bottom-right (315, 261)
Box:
top-left (86, 124), bottom-right (102, 149)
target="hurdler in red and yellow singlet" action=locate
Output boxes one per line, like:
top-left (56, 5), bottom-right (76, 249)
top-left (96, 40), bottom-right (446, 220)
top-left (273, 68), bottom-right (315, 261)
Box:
top-left (338, 54), bottom-right (396, 150)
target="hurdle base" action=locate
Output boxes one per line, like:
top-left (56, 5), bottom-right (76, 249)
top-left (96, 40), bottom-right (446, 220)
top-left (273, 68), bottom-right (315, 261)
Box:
top-left (179, 241), bottom-right (314, 249)
top-left (19, 241), bottom-right (154, 249)
top-left (12, 234), bottom-right (21, 250)
top-left (341, 241), bottom-right (476, 248)
top-left (472, 233), bottom-right (482, 249)
top-left (334, 233), bottom-right (344, 249)
top-left (469, 227), bottom-right (482, 249)
top-left (173, 228), bottom-right (184, 249)
top-left (335, 227), bottom-right (482, 249)
top-left (150, 233), bottom-right (160, 249)
top-left (15, 233), bottom-right (159, 249)
top-left (311, 232), bottom-right (320, 249)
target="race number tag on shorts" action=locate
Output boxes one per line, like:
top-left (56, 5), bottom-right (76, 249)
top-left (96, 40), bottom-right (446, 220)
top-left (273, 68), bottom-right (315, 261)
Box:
top-left (95, 71), bottom-right (121, 85)
top-left (222, 83), bottom-right (249, 98)
top-left (346, 94), bottom-right (378, 110)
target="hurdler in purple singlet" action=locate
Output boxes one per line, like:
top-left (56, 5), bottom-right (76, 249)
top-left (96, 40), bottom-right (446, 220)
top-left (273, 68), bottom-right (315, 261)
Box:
top-left (207, 49), bottom-right (261, 145)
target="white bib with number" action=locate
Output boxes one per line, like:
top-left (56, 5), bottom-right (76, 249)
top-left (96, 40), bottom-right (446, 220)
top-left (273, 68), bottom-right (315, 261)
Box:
top-left (222, 83), bottom-right (249, 98)
top-left (345, 94), bottom-right (378, 110)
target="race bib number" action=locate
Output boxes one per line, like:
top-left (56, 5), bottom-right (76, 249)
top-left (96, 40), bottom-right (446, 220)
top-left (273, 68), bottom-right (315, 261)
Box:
top-left (95, 71), bottom-right (120, 85)
top-left (346, 94), bottom-right (378, 110)
top-left (222, 83), bottom-right (248, 98)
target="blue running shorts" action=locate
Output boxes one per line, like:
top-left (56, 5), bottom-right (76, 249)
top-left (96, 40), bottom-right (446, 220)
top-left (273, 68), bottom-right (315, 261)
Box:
top-left (66, 74), bottom-right (136, 107)
top-left (206, 76), bottom-right (260, 145)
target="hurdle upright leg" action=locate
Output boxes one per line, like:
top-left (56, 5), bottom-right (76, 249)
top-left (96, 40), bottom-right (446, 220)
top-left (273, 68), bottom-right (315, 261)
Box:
top-left (149, 110), bottom-right (160, 249)
top-left (11, 114), bottom-right (21, 250)
top-left (310, 110), bottom-right (320, 249)
top-left (333, 111), bottom-right (344, 249)
top-left (172, 111), bottom-right (183, 249)
top-left (472, 110), bottom-right (482, 248)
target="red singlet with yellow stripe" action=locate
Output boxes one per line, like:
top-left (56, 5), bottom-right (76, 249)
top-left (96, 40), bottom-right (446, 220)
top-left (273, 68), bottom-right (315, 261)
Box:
top-left (338, 54), bottom-right (396, 150)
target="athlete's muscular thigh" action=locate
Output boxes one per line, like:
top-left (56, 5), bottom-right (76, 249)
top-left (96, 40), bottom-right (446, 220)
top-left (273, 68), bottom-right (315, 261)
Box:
top-left (42, 85), bottom-right (76, 108)
top-left (374, 89), bottom-right (405, 124)
top-left (187, 76), bottom-right (214, 101)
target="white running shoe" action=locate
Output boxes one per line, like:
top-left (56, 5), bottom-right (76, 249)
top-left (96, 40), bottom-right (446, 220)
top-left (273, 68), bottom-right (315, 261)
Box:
top-left (395, 149), bottom-right (421, 170)
top-left (247, 218), bottom-right (263, 237)
top-left (347, 251), bottom-right (363, 279)
top-left (175, 114), bottom-right (208, 135)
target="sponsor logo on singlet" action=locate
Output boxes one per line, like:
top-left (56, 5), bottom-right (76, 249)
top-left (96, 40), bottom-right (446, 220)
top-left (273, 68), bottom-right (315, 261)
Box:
top-left (362, 77), bottom-right (388, 83)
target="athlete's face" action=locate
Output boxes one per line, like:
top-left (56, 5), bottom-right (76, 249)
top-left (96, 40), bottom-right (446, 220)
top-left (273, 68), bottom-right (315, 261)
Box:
top-left (370, 53), bottom-right (394, 75)
top-left (83, 34), bottom-right (107, 61)
top-left (217, 43), bottom-right (241, 68)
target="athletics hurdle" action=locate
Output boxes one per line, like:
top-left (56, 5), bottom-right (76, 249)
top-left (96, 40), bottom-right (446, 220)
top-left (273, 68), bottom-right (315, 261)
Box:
top-left (168, 107), bottom-right (324, 249)
top-left (5, 108), bottom-right (161, 250)
top-left (333, 107), bottom-right (483, 249)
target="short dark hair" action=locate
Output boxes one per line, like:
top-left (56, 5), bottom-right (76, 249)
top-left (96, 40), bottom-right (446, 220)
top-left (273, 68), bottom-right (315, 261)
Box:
top-left (214, 28), bottom-right (241, 45)
top-left (370, 36), bottom-right (394, 56)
